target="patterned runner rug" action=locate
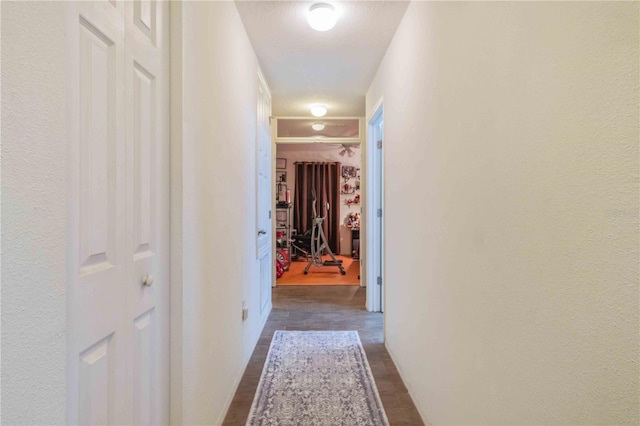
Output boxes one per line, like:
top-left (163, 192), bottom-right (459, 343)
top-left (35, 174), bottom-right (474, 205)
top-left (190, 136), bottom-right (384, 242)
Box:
top-left (246, 330), bottom-right (389, 426)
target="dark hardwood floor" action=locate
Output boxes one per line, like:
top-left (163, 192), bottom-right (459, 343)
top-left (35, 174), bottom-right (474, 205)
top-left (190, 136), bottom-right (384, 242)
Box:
top-left (222, 286), bottom-right (425, 425)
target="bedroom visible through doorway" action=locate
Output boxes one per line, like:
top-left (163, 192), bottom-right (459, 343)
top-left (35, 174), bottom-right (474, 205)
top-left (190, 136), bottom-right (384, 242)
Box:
top-left (275, 143), bottom-right (362, 286)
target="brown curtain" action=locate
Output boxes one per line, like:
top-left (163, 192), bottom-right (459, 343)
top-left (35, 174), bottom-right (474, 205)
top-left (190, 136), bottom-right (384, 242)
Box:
top-left (294, 162), bottom-right (341, 253)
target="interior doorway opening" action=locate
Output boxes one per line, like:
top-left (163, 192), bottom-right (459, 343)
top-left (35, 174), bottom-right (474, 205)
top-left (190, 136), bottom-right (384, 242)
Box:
top-left (272, 142), bottom-right (363, 287)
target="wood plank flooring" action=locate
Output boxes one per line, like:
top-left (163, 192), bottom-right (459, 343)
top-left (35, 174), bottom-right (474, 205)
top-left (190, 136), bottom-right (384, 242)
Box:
top-left (223, 286), bottom-right (425, 425)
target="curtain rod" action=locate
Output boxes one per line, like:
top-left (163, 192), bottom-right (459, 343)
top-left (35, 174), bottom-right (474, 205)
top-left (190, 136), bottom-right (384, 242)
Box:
top-left (293, 161), bottom-right (340, 165)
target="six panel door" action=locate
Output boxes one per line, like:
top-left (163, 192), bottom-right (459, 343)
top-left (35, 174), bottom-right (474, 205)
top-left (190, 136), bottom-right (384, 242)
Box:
top-left (67, 1), bottom-right (170, 424)
top-left (257, 73), bottom-right (273, 312)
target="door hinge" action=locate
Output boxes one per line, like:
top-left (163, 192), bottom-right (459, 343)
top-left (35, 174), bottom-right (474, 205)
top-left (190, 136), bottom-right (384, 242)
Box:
top-left (376, 208), bottom-right (382, 218)
top-left (377, 276), bottom-right (382, 286)
top-left (269, 210), bottom-right (272, 219)
top-left (377, 140), bottom-right (382, 149)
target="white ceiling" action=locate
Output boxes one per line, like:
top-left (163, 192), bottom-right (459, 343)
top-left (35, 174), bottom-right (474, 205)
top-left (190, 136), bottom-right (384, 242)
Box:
top-left (236, 1), bottom-right (409, 117)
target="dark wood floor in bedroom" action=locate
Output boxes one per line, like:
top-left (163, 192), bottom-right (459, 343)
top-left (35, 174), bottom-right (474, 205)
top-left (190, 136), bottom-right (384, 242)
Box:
top-left (222, 286), bottom-right (425, 426)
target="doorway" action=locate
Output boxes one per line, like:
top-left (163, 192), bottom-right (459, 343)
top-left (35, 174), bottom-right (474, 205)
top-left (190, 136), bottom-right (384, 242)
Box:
top-left (366, 101), bottom-right (384, 313)
top-left (273, 143), bottom-right (362, 286)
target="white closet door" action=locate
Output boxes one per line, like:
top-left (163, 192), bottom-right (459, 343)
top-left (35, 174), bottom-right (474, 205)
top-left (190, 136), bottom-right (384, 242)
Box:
top-left (67, 1), bottom-right (170, 424)
top-left (123, 1), bottom-right (170, 424)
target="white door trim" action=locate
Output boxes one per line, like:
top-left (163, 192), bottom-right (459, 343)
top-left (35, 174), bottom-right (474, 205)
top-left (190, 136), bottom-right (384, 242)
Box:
top-left (366, 98), bottom-right (384, 313)
top-left (270, 137), bottom-right (364, 287)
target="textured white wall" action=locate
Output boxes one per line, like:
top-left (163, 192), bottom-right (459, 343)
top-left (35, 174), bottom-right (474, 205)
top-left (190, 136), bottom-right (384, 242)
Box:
top-left (172, 2), bottom-right (271, 424)
top-left (276, 144), bottom-right (362, 256)
top-left (1, 2), bottom-right (67, 424)
top-left (367, 2), bottom-right (639, 424)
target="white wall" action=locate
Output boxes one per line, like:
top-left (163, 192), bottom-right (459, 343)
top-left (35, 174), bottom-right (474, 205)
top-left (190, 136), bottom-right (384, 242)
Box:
top-left (169, 2), bottom-right (184, 422)
top-left (171, 2), bottom-right (271, 424)
top-left (367, 2), bottom-right (639, 424)
top-left (1, 2), bottom-right (67, 424)
top-left (276, 144), bottom-right (361, 256)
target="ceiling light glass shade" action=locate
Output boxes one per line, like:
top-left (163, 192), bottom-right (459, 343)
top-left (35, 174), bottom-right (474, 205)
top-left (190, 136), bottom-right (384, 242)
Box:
top-left (310, 105), bottom-right (327, 117)
top-left (307, 3), bottom-right (338, 32)
top-left (339, 148), bottom-right (347, 157)
top-left (311, 123), bottom-right (325, 131)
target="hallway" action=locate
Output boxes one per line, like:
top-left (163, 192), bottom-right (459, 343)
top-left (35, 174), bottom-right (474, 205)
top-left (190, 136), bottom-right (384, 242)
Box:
top-left (2, 1), bottom-right (638, 424)
top-left (223, 286), bottom-right (424, 425)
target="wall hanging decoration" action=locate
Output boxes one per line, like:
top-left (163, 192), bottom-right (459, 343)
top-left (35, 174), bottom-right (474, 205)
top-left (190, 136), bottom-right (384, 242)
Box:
top-left (346, 193), bottom-right (360, 207)
top-left (277, 184), bottom-right (288, 203)
top-left (276, 170), bottom-right (287, 183)
top-left (276, 158), bottom-right (287, 169)
top-left (345, 212), bottom-right (360, 229)
top-left (342, 165), bottom-right (358, 179)
top-left (341, 182), bottom-right (356, 195)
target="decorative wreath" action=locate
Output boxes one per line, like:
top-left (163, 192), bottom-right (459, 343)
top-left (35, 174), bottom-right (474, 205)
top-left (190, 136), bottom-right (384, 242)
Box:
top-left (346, 193), bottom-right (360, 207)
top-left (345, 212), bottom-right (360, 229)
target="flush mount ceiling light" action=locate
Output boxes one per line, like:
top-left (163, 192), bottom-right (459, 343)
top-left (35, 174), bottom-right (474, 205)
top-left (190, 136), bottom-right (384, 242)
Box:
top-left (307, 3), bottom-right (338, 32)
top-left (311, 123), bottom-right (325, 131)
top-left (310, 105), bottom-right (327, 117)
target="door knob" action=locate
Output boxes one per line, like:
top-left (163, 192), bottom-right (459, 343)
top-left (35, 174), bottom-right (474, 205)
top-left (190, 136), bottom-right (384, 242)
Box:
top-left (142, 275), bottom-right (154, 287)
top-left (258, 229), bottom-right (267, 235)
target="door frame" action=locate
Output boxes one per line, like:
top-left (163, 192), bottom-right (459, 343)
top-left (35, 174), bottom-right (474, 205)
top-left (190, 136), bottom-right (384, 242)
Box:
top-left (365, 98), bottom-right (384, 313)
top-left (271, 135), bottom-right (363, 287)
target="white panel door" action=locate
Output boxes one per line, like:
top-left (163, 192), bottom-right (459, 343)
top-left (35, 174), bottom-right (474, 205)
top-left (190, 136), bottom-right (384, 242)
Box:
top-left (67, 3), bottom-right (127, 424)
top-left (124, 1), bottom-right (170, 424)
top-left (257, 72), bottom-right (272, 312)
top-left (67, 1), bottom-right (170, 424)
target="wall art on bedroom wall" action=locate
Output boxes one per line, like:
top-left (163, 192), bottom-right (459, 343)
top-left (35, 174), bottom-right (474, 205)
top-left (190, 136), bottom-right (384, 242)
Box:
top-left (341, 182), bottom-right (356, 195)
top-left (278, 184), bottom-right (288, 202)
top-left (342, 165), bottom-right (358, 179)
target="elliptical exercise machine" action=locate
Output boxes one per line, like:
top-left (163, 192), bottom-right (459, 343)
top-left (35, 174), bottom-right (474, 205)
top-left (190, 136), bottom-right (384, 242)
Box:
top-left (304, 190), bottom-right (346, 275)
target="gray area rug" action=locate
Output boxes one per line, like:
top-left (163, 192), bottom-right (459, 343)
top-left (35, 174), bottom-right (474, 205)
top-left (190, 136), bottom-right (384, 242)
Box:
top-left (246, 330), bottom-right (389, 426)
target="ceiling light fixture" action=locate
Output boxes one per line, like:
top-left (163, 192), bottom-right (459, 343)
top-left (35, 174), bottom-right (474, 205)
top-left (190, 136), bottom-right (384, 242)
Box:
top-left (310, 105), bottom-right (327, 117)
top-left (338, 144), bottom-right (355, 157)
top-left (307, 3), bottom-right (338, 32)
top-left (311, 123), bottom-right (325, 131)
